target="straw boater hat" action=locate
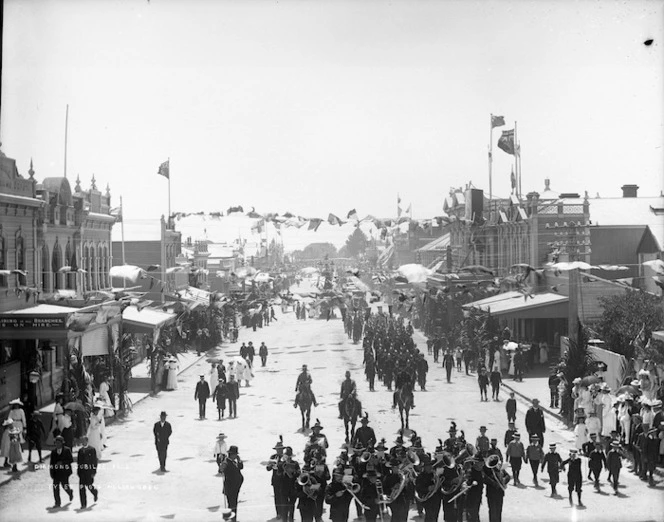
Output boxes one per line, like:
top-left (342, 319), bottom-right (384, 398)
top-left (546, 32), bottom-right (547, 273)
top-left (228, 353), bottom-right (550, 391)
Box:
top-left (216, 433), bottom-right (227, 440)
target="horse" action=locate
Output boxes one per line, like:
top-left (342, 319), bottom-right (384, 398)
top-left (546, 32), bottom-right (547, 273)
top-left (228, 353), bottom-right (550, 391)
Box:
top-left (395, 384), bottom-right (413, 430)
top-left (295, 383), bottom-right (314, 431)
top-left (342, 394), bottom-right (362, 442)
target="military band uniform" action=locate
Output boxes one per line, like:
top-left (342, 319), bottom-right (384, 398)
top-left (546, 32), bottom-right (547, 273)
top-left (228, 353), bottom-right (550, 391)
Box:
top-left (484, 464), bottom-right (510, 522)
top-left (324, 478), bottom-right (353, 522)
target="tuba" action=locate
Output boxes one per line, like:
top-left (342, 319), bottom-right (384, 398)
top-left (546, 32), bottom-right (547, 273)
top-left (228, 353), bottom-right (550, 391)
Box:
top-left (297, 472), bottom-right (311, 486)
top-left (381, 471), bottom-right (408, 504)
top-left (482, 455), bottom-right (507, 492)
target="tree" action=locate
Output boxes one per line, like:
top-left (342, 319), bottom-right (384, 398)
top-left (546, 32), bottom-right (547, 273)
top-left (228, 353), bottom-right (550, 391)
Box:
top-left (597, 291), bottom-right (664, 360)
top-left (345, 228), bottom-right (369, 258)
top-left (301, 242), bottom-right (337, 260)
top-left (557, 322), bottom-right (596, 423)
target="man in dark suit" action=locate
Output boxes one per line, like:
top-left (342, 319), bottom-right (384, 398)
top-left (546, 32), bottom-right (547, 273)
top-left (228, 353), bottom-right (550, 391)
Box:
top-left (226, 374), bottom-right (240, 418)
top-left (77, 435), bottom-right (99, 508)
top-left (49, 435), bottom-right (74, 507)
top-left (195, 374), bottom-right (211, 419)
top-left (221, 445), bottom-right (244, 521)
top-left (153, 411), bottom-right (172, 472)
top-left (525, 398), bottom-right (546, 447)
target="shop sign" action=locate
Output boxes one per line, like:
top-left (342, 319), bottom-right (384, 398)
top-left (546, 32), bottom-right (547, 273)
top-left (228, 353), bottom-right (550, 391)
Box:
top-left (0, 316), bottom-right (66, 329)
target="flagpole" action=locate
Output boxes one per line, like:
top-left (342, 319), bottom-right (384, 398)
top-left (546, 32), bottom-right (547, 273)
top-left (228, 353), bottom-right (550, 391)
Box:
top-left (120, 196), bottom-right (126, 265)
top-left (489, 114), bottom-right (493, 201)
top-left (514, 122), bottom-right (520, 200)
top-left (64, 104), bottom-right (69, 178)
top-left (167, 157), bottom-right (171, 229)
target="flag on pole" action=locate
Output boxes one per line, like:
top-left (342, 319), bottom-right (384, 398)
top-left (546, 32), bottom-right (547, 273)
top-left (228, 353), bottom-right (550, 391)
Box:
top-left (510, 167), bottom-right (516, 192)
top-left (157, 160), bottom-right (170, 179)
top-left (109, 206), bottom-right (123, 222)
top-left (497, 129), bottom-right (515, 155)
top-left (491, 115), bottom-right (505, 128)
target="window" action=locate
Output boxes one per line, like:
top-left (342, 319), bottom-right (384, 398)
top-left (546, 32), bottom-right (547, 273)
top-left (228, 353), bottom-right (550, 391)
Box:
top-left (64, 241), bottom-right (73, 289)
top-left (41, 244), bottom-right (50, 293)
top-left (52, 242), bottom-right (62, 290)
top-left (15, 233), bottom-right (26, 285)
top-left (97, 245), bottom-right (103, 290)
top-left (90, 245), bottom-right (97, 290)
top-left (0, 231), bottom-right (6, 287)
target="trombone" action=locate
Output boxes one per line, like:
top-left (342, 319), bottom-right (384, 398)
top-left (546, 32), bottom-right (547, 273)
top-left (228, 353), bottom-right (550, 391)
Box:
top-left (342, 476), bottom-right (368, 509)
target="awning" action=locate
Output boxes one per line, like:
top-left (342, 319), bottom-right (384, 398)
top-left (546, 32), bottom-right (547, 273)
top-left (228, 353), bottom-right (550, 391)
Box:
top-left (463, 291), bottom-right (569, 318)
top-left (122, 305), bottom-right (176, 334)
top-left (0, 304), bottom-right (80, 340)
top-left (176, 286), bottom-right (211, 306)
top-left (417, 233), bottom-right (451, 252)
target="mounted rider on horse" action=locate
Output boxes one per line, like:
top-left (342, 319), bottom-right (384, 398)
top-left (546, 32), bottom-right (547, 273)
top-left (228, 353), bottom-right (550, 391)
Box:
top-left (338, 371), bottom-right (358, 419)
top-left (392, 366), bottom-right (416, 410)
top-left (294, 364), bottom-right (318, 408)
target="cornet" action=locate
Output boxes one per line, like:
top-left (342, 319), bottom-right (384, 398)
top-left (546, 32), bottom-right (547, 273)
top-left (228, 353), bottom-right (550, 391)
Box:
top-left (298, 472), bottom-right (311, 486)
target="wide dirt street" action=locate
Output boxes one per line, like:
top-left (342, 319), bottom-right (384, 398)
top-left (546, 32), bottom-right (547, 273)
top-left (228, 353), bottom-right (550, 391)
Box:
top-left (2, 310), bottom-right (662, 522)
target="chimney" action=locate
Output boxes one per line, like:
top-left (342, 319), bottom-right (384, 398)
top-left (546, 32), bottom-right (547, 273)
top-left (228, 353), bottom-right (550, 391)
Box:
top-left (621, 184), bottom-right (639, 198)
top-left (544, 178), bottom-right (551, 191)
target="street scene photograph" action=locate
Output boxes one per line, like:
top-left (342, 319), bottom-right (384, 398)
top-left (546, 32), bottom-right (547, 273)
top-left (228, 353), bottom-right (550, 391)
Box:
top-left (0, 1), bottom-right (663, 521)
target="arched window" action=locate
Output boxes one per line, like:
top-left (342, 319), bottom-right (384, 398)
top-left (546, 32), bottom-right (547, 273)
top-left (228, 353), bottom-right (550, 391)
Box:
top-left (41, 244), bottom-right (50, 292)
top-left (52, 241), bottom-right (62, 291)
top-left (102, 245), bottom-right (109, 288)
top-left (97, 244), bottom-right (104, 290)
top-left (14, 232), bottom-right (26, 286)
top-left (64, 241), bottom-right (73, 290)
top-left (90, 245), bottom-right (97, 291)
top-left (82, 244), bottom-right (89, 292)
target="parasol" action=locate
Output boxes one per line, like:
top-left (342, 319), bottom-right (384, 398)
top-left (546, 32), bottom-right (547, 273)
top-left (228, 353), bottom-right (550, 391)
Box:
top-left (579, 375), bottom-right (602, 387)
top-left (63, 401), bottom-right (87, 412)
top-left (615, 385), bottom-right (640, 396)
top-left (503, 342), bottom-right (519, 351)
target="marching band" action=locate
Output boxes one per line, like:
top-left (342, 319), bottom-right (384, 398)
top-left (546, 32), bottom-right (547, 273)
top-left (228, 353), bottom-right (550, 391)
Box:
top-left (261, 419), bottom-right (513, 522)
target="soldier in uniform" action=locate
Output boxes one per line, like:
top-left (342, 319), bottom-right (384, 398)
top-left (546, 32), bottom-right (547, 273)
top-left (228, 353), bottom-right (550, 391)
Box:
top-left (359, 464), bottom-right (382, 522)
top-left (280, 447), bottom-right (301, 521)
top-left (294, 365), bottom-right (318, 408)
top-left (352, 414), bottom-right (376, 449)
top-left (382, 457), bottom-right (410, 522)
top-left (338, 371), bottom-right (357, 419)
top-left (414, 454), bottom-right (443, 522)
top-left (444, 423), bottom-right (460, 456)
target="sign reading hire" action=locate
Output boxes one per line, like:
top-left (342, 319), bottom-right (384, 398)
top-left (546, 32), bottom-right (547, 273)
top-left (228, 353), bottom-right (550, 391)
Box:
top-left (0, 316), bottom-right (67, 329)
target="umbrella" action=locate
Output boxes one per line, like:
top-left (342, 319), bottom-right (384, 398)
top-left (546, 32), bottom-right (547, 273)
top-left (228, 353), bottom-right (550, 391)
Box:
top-left (580, 375), bottom-right (602, 387)
top-left (63, 401), bottom-right (87, 412)
top-left (254, 272), bottom-right (272, 283)
top-left (396, 264), bottom-right (434, 284)
top-left (615, 385), bottom-right (641, 396)
top-left (109, 264), bottom-right (145, 283)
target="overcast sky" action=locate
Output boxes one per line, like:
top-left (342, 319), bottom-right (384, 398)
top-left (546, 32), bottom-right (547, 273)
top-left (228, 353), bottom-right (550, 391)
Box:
top-left (1, 0), bottom-right (662, 250)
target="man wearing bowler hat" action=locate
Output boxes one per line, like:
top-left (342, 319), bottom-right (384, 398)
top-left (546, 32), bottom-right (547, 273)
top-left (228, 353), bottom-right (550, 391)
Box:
top-left (77, 435), bottom-right (99, 508)
top-left (153, 411), bottom-right (172, 472)
top-left (221, 445), bottom-right (244, 522)
top-left (195, 374), bottom-right (211, 420)
top-left (525, 398), bottom-right (546, 447)
top-left (49, 435), bottom-right (74, 508)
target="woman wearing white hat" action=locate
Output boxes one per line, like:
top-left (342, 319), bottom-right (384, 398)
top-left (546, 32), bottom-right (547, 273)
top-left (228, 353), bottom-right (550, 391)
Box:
top-left (8, 399), bottom-right (27, 444)
top-left (166, 358), bottom-right (179, 391)
top-left (87, 405), bottom-right (104, 459)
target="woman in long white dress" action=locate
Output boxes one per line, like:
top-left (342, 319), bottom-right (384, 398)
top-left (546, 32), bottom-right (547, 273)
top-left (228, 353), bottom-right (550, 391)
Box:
top-left (8, 400), bottom-right (27, 444)
top-left (99, 377), bottom-right (115, 418)
top-left (539, 342), bottom-right (548, 365)
top-left (166, 358), bottom-right (179, 390)
top-left (209, 363), bottom-right (219, 394)
top-left (87, 407), bottom-right (104, 459)
top-left (241, 358), bottom-right (253, 387)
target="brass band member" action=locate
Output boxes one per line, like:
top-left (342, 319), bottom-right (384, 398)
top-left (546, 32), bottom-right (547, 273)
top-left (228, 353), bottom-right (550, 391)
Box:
top-left (439, 452), bottom-right (464, 522)
top-left (296, 464), bottom-right (320, 522)
top-left (382, 457), bottom-right (410, 522)
top-left (444, 423), bottom-right (460, 456)
top-left (311, 458), bottom-right (330, 522)
top-left (483, 454), bottom-right (510, 522)
top-left (325, 466), bottom-right (354, 522)
top-left (414, 453), bottom-right (443, 522)
top-left (280, 447), bottom-right (300, 521)
top-left (266, 436), bottom-right (286, 519)
top-left (359, 463), bottom-right (383, 522)
top-left (463, 455), bottom-right (484, 522)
